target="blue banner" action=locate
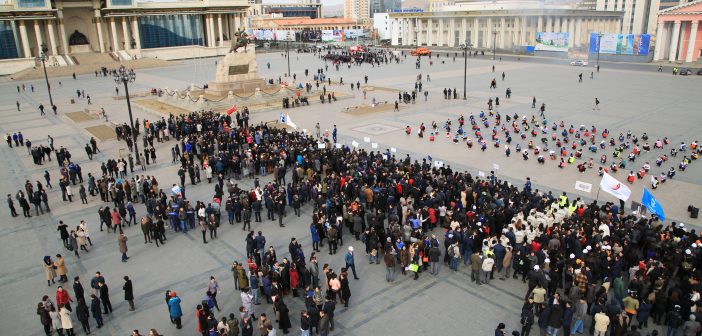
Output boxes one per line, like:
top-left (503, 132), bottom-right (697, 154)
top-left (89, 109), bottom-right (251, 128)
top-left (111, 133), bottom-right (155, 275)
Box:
top-left (589, 33), bottom-right (651, 55)
top-left (642, 188), bottom-right (665, 221)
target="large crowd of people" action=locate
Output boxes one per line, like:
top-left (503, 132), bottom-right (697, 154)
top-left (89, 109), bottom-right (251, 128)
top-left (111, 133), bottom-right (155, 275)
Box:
top-left (11, 46), bottom-right (702, 336)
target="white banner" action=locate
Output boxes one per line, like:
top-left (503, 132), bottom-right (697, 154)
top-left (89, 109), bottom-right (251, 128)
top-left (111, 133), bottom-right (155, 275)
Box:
top-left (599, 173), bottom-right (631, 201)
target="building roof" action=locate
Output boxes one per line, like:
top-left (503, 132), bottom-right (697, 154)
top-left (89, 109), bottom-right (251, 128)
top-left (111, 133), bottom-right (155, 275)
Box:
top-left (658, 0), bottom-right (702, 15)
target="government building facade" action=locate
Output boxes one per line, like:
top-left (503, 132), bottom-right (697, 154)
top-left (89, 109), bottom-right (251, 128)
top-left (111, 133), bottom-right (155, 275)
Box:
top-left (0, 0), bottom-right (249, 63)
top-left (389, 1), bottom-right (623, 50)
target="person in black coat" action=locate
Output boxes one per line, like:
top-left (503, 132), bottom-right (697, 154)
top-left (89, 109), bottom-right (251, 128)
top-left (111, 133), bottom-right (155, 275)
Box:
top-left (546, 295), bottom-right (564, 335)
top-left (307, 303), bottom-right (320, 334)
top-left (98, 282), bottom-right (112, 313)
top-left (275, 298), bottom-right (291, 334)
top-left (90, 294), bottom-right (103, 328)
top-left (37, 302), bottom-right (52, 336)
top-left (73, 277), bottom-right (85, 303)
top-left (241, 315), bottom-right (254, 336)
top-left (521, 299), bottom-right (535, 336)
top-left (123, 276), bottom-right (135, 311)
top-left (75, 298), bottom-right (91, 334)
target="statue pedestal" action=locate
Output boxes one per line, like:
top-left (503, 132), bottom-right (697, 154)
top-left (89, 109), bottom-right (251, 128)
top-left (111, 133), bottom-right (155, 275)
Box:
top-left (206, 44), bottom-right (265, 96)
top-left (70, 45), bottom-right (92, 53)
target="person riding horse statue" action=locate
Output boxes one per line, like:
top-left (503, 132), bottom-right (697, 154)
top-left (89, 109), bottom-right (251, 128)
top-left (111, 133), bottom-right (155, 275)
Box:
top-left (231, 31), bottom-right (249, 52)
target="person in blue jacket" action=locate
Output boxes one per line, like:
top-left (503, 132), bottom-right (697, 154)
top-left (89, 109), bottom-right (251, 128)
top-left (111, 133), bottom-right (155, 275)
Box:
top-left (168, 291), bottom-right (183, 329)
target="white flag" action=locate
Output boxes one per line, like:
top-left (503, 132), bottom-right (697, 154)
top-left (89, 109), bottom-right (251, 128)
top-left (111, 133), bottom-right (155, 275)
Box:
top-left (285, 114), bottom-right (297, 129)
top-left (599, 173), bottom-right (631, 201)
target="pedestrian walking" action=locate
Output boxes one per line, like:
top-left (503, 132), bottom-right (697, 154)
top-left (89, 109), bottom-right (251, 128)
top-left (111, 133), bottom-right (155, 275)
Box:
top-left (123, 276), bottom-right (135, 311)
top-left (344, 246), bottom-right (359, 280)
top-left (118, 233), bottom-right (129, 262)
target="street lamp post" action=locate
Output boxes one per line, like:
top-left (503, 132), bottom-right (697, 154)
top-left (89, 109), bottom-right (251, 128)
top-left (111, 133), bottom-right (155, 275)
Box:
top-left (285, 39), bottom-right (291, 77)
top-left (35, 43), bottom-right (54, 107)
top-left (596, 33), bottom-right (603, 72)
top-left (113, 65), bottom-right (141, 164)
top-left (460, 42), bottom-right (473, 100)
top-left (492, 31), bottom-right (497, 60)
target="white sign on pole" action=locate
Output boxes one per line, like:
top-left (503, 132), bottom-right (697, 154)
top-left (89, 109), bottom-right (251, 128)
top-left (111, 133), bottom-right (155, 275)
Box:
top-left (492, 163), bottom-right (500, 170)
top-left (335, 143), bottom-right (342, 149)
top-left (363, 137), bottom-right (371, 143)
top-left (574, 181), bottom-right (593, 193)
top-left (302, 129), bottom-right (307, 133)
top-left (351, 141), bottom-right (359, 147)
top-left (371, 142), bottom-right (378, 149)
top-left (434, 161), bottom-right (444, 168)
top-left (390, 147), bottom-right (397, 153)
top-left (317, 143), bottom-right (326, 149)
top-left (478, 171), bottom-right (486, 178)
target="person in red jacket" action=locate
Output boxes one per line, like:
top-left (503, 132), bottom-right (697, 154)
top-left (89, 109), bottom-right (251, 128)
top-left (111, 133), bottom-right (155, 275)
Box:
top-left (290, 265), bottom-right (300, 297)
top-left (56, 286), bottom-right (73, 311)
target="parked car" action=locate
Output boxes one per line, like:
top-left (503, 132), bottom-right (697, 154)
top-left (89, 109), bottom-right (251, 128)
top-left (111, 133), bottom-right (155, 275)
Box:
top-left (679, 68), bottom-right (693, 75)
top-left (697, 69), bottom-right (702, 75)
top-left (570, 60), bottom-right (588, 66)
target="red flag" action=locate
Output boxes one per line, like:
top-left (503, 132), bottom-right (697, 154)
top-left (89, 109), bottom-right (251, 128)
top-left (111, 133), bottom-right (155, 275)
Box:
top-left (226, 105), bottom-right (237, 115)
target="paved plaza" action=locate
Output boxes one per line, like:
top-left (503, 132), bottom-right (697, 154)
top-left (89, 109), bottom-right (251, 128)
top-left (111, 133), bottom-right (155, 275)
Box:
top-left (0, 50), bottom-right (700, 335)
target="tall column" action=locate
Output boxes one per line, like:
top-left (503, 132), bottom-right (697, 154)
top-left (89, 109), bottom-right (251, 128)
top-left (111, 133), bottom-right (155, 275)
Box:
top-left (514, 17), bottom-right (520, 46)
top-left (437, 18), bottom-right (443, 46)
top-left (391, 19), bottom-right (399, 45)
top-left (110, 18), bottom-right (119, 51)
top-left (58, 19), bottom-right (68, 54)
top-left (96, 18), bottom-right (105, 53)
top-left (654, 22), bottom-right (665, 60)
top-left (204, 15), bottom-right (210, 47)
top-left (449, 18), bottom-right (460, 47)
top-left (122, 17), bottom-right (131, 50)
top-left (217, 14), bottom-right (224, 46)
top-left (472, 17), bottom-right (479, 46)
top-left (410, 18), bottom-right (417, 45)
top-left (47, 19), bottom-right (58, 55)
top-left (18, 20), bottom-right (31, 57)
top-left (685, 21), bottom-right (698, 62)
top-left (205, 15), bottom-right (211, 47)
top-left (415, 19), bottom-right (419, 46)
top-left (668, 21), bottom-right (681, 61)
top-left (486, 17), bottom-right (493, 48)
top-left (521, 16), bottom-right (527, 44)
top-left (132, 17), bottom-right (141, 50)
top-left (546, 16), bottom-right (552, 32)
top-left (677, 22), bottom-right (687, 60)
top-left (537, 16), bottom-right (543, 32)
top-left (499, 17), bottom-right (506, 48)
top-left (568, 18), bottom-right (575, 47)
top-left (575, 18), bottom-right (582, 47)
top-left (427, 19), bottom-right (433, 45)
top-left (34, 20), bottom-right (44, 56)
top-left (461, 18), bottom-right (466, 44)
top-left (210, 15), bottom-right (216, 47)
